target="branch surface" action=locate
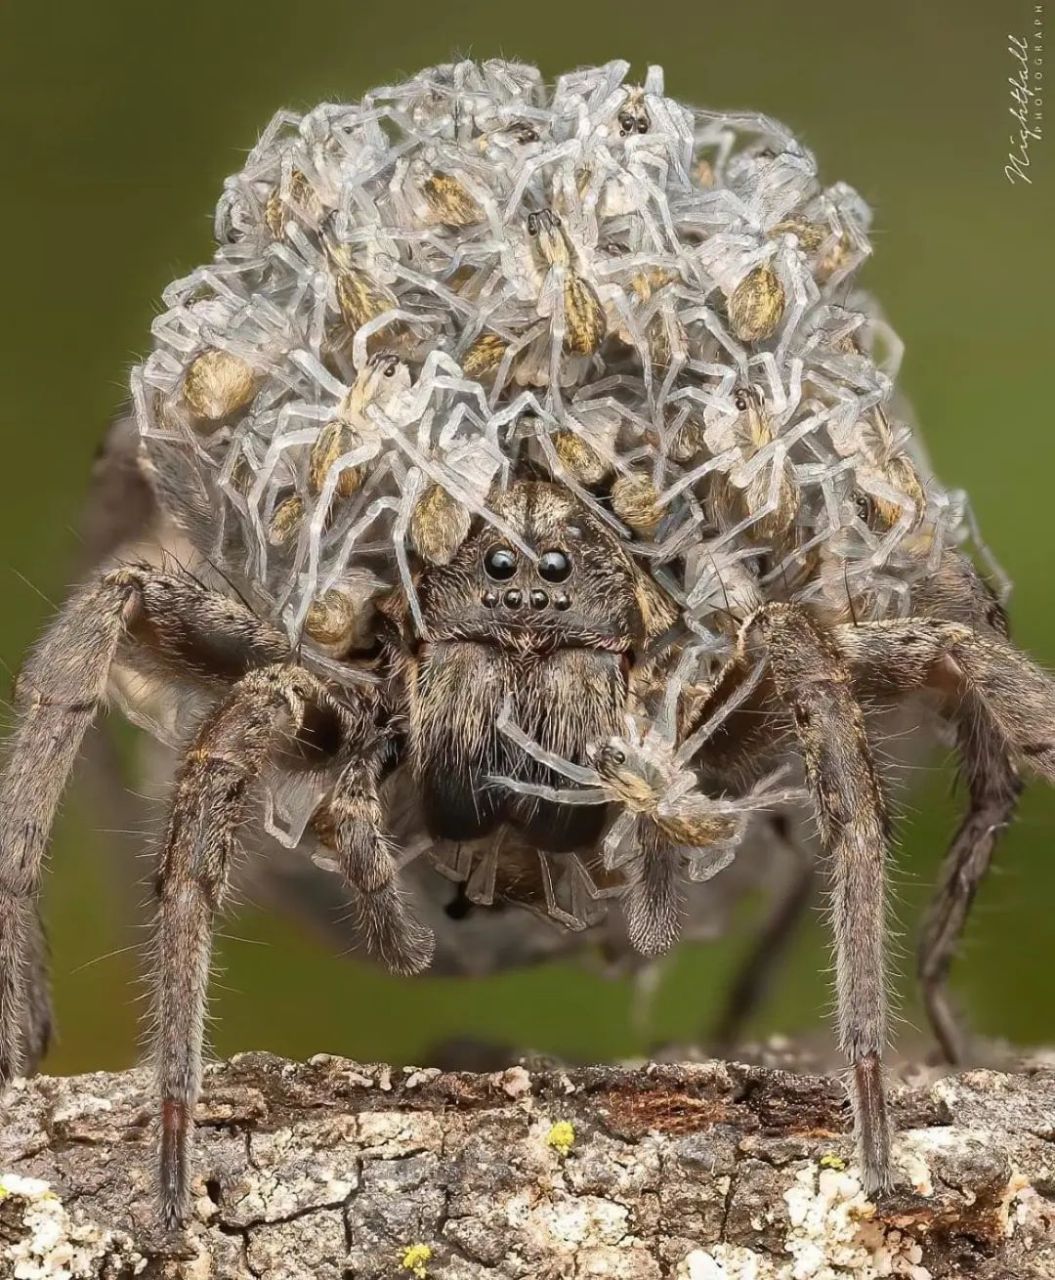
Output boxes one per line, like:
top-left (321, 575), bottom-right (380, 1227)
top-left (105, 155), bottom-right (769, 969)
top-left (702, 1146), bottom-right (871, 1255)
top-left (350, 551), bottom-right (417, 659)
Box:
top-left (2, 1051), bottom-right (1054, 1278)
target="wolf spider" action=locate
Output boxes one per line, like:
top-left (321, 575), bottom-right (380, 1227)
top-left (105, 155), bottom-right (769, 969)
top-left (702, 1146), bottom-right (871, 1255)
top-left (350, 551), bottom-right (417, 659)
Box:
top-left (1, 479), bottom-right (1053, 1227)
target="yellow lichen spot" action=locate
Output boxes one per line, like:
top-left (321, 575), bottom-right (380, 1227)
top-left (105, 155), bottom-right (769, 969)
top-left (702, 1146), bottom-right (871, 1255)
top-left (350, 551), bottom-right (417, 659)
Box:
top-left (819, 1153), bottom-right (847, 1170)
top-left (401, 1243), bottom-right (432, 1277)
top-left (546, 1120), bottom-right (576, 1157)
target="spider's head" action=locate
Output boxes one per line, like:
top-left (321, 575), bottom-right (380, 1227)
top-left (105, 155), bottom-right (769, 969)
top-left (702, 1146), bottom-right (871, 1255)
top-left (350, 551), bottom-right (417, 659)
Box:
top-left (418, 482), bottom-right (657, 654)
top-left (593, 738), bottom-right (658, 810)
top-left (591, 730), bottom-right (684, 813)
top-left (410, 482), bottom-right (680, 850)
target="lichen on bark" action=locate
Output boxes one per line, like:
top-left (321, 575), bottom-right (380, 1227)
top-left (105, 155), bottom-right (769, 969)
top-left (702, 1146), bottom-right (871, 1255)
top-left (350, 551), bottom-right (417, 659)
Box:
top-left (2, 1052), bottom-right (1054, 1278)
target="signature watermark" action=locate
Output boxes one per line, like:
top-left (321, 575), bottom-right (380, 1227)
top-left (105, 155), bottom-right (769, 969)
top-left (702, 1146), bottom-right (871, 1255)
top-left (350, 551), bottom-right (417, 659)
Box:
top-left (1005, 5), bottom-right (1044, 184)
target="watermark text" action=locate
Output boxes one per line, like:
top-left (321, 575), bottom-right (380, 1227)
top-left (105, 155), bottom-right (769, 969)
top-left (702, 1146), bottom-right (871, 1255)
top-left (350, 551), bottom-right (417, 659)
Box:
top-left (1005, 6), bottom-right (1044, 185)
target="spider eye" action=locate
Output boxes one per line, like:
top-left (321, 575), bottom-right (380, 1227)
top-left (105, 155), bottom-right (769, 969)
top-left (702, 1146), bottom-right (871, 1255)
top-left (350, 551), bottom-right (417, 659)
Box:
top-left (618, 112), bottom-right (635, 135)
top-left (484, 546), bottom-right (518, 580)
top-left (538, 549), bottom-right (572, 583)
top-left (733, 388), bottom-right (750, 411)
top-left (527, 213), bottom-right (539, 236)
top-left (598, 745), bottom-right (626, 769)
top-left (637, 114), bottom-right (650, 134)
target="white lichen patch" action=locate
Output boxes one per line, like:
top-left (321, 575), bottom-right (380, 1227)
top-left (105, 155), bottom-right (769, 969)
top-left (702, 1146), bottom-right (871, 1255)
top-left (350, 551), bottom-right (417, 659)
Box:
top-left (575, 1242), bottom-right (663, 1278)
top-left (678, 1246), bottom-right (773, 1279)
top-left (1001, 1169), bottom-right (1034, 1239)
top-left (309, 1055), bottom-right (375, 1087)
top-left (1008, 1182), bottom-right (1047, 1251)
top-left (511, 1188), bottom-right (630, 1252)
top-left (219, 1124), bottom-right (359, 1227)
top-left (500, 1066), bottom-right (532, 1099)
top-left (402, 1067), bottom-right (442, 1088)
top-left (226, 1164), bottom-right (355, 1227)
top-left (678, 1179), bottom-right (934, 1280)
top-left (355, 1110), bottom-right (443, 1158)
top-left (894, 1149), bottom-right (933, 1198)
top-left (0, 1172), bottom-right (145, 1279)
top-left (783, 1165), bottom-right (930, 1279)
top-left (50, 1093), bottom-right (113, 1126)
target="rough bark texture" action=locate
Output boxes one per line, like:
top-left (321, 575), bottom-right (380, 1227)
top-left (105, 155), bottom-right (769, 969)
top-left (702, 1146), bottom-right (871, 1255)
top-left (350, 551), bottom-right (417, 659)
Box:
top-left (2, 1051), bottom-right (1054, 1279)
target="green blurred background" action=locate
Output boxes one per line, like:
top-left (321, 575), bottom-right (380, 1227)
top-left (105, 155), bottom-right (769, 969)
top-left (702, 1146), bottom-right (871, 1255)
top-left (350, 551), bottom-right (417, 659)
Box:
top-left (0, 0), bottom-right (1052, 1073)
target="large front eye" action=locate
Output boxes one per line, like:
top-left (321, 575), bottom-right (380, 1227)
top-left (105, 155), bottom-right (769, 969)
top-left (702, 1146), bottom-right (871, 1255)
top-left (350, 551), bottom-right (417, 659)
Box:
top-left (484, 546), bottom-right (518, 580)
top-left (538, 549), bottom-right (572, 583)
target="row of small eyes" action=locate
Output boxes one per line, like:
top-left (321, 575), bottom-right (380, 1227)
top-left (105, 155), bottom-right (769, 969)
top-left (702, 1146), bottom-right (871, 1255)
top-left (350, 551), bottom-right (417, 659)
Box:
top-left (483, 546), bottom-right (572, 583)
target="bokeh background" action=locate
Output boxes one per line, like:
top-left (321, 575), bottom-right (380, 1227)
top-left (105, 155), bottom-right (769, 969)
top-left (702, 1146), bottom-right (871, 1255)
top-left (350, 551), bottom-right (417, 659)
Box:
top-left (1, 0), bottom-right (1052, 1074)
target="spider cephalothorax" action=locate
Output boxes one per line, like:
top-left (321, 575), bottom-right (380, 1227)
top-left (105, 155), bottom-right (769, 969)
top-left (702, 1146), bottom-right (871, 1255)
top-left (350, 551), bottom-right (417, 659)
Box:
top-left (410, 482), bottom-right (655, 850)
top-left (3, 59), bottom-right (1054, 1232)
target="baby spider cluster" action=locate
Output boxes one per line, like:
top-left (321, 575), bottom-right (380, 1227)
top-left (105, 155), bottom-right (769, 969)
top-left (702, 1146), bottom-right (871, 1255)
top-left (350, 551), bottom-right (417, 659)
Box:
top-left (2, 61), bottom-right (1053, 1233)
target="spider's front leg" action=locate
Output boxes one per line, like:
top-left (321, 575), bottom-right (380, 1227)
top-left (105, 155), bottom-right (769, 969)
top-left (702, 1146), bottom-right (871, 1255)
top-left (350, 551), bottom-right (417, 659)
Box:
top-left (153, 662), bottom-right (416, 1229)
top-left (736, 603), bottom-right (894, 1194)
top-left (155, 665), bottom-right (308, 1229)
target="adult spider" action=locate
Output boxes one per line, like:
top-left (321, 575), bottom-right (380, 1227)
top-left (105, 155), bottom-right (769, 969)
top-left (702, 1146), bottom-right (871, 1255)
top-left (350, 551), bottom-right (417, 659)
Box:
top-left (2, 60), bottom-right (1051, 1232)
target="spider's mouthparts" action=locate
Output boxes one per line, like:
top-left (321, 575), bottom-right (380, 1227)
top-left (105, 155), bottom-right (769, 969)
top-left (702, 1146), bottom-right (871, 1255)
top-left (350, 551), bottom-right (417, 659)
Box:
top-left (425, 620), bottom-right (632, 656)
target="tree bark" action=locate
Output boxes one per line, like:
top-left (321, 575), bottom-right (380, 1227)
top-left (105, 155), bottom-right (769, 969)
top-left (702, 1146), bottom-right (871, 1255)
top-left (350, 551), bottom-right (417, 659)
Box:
top-left (2, 1051), bottom-right (1054, 1278)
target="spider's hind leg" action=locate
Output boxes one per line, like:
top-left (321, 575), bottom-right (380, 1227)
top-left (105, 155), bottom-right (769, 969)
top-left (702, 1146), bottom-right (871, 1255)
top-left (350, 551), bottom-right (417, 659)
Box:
top-left (833, 597), bottom-right (1055, 1064)
top-left (0, 565), bottom-right (290, 1083)
top-left (918, 701), bottom-right (1021, 1063)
